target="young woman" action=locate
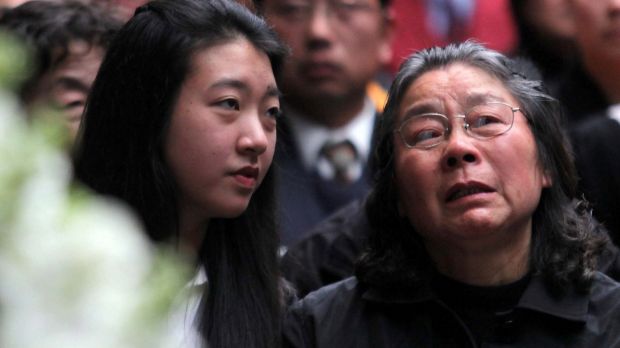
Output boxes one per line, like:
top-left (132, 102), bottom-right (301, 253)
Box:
top-left (73, 0), bottom-right (288, 347)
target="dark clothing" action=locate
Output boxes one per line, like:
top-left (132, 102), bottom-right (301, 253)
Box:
top-left (283, 273), bottom-right (620, 348)
top-left (432, 272), bottom-right (531, 346)
top-left (552, 63), bottom-right (608, 126)
top-left (281, 199), bottom-right (370, 298)
top-left (571, 115), bottom-right (620, 247)
top-left (281, 199), bottom-right (620, 296)
top-left (275, 114), bottom-right (378, 247)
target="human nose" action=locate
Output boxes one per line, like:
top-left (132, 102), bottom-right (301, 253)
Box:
top-left (441, 118), bottom-right (480, 170)
top-left (306, 3), bottom-right (334, 40)
top-left (237, 115), bottom-right (269, 156)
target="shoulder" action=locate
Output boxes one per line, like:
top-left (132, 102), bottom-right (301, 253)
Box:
top-left (290, 277), bottom-right (363, 315)
top-left (281, 199), bottom-right (370, 296)
top-left (589, 272), bottom-right (620, 303)
top-left (283, 277), bottom-right (366, 348)
top-left (583, 273), bottom-right (620, 345)
top-left (571, 115), bottom-right (620, 144)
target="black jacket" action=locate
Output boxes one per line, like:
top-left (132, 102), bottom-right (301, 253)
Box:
top-left (284, 274), bottom-right (620, 348)
top-left (571, 115), bottom-right (620, 246)
top-left (281, 199), bottom-right (620, 297)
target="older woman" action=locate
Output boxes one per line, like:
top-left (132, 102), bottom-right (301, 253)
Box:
top-left (283, 41), bottom-right (620, 347)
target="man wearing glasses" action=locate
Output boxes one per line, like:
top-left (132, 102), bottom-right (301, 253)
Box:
top-left (256, 0), bottom-right (394, 247)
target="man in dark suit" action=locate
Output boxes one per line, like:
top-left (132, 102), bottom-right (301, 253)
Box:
top-left (256, 0), bottom-right (394, 246)
top-left (566, 0), bottom-right (620, 243)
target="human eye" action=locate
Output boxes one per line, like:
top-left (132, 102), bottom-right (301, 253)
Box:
top-left (266, 106), bottom-right (282, 119)
top-left (469, 103), bottom-right (511, 127)
top-left (469, 113), bottom-right (503, 128)
top-left (467, 104), bottom-right (512, 137)
top-left (214, 98), bottom-right (240, 111)
top-left (64, 99), bottom-right (85, 110)
top-left (401, 115), bottom-right (445, 148)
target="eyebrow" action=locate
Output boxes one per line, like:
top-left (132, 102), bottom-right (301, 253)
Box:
top-left (402, 93), bottom-right (508, 117)
top-left (401, 101), bottom-right (444, 121)
top-left (464, 93), bottom-right (506, 107)
top-left (210, 78), bottom-right (282, 99)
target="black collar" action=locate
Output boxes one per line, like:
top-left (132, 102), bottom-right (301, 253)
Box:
top-left (361, 274), bottom-right (588, 323)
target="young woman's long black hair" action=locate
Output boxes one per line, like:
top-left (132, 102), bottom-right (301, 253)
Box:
top-left (73, 0), bottom-right (287, 347)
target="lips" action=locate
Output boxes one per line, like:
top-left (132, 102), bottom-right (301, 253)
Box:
top-left (445, 182), bottom-right (494, 202)
top-left (300, 61), bottom-right (341, 80)
top-left (232, 166), bottom-right (259, 188)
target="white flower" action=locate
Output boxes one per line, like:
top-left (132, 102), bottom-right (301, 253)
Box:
top-left (0, 40), bottom-right (189, 347)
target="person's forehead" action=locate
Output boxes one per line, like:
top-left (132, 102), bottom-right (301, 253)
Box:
top-left (408, 65), bottom-right (510, 99)
top-left (396, 64), bottom-right (518, 118)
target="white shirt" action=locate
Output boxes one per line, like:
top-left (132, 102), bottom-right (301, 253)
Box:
top-left (608, 104), bottom-right (620, 125)
top-left (286, 97), bottom-right (376, 172)
top-left (169, 268), bottom-right (207, 347)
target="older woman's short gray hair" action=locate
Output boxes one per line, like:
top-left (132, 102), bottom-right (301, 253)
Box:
top-left (357, 41), bottom-right (608, 296)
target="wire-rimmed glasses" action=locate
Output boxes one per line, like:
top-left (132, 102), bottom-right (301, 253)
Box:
top-left (395, 102), bottom-right (521, 149)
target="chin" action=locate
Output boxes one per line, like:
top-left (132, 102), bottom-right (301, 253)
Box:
top-left (215, 202), bottom-right (251, 219)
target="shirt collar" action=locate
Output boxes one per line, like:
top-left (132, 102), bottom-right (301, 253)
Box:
top-left (361, 273), bottom-right (589, 323)
top-left (285, 98), bottom-right (376, 171)
top-left (608, 104), bottom-right (620, 125)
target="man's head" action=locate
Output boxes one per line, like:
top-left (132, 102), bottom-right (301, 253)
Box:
top-left (0, 0), bottom-right (122, 139)
top-left (257, 0), bottom-right (392, 124)
top-left (567, 0), bottom-right (620, 102)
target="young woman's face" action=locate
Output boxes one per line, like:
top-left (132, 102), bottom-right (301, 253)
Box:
top-left (165, 38), bottom-right (280, 222)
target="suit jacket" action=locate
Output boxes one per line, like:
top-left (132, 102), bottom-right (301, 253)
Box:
top-left (571, 115), bottom-right (620, 245)
top-left (275, 112), bottom-right (380, 247)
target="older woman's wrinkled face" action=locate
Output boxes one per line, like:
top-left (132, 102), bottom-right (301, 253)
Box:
top-left (393, 63), bottom-right (550, 249)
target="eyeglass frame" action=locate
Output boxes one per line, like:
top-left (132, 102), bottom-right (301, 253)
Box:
top-left (394, 101), bottom-right (522, 150)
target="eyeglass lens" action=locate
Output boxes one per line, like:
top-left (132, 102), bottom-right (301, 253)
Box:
top-left (398, 102), bottom-right (516, 149)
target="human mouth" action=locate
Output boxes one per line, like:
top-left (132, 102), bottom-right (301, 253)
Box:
top-left (232, 166), bottom-right (259, 188)
top-left (301, 61), bottom-right (341, 80)
top-left (445, 182), bottom-right (494, 203)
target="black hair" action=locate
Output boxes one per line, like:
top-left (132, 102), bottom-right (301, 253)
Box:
top-left (0, 0), bottom-right (122, 102)
top-left (357, 41), bottom-right (608, 297)
top-left (73, 0), bottom-right (287, 347)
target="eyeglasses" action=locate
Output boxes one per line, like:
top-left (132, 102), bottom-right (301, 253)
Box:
top-left (267, 0), bottom-right (379, 23)
top-left (395, 102), bottom-right (521, 149)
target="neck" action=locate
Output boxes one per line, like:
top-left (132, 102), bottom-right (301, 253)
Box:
top-left (583, 54), bottom-right (620, 104)
top-left (177, 207), bottom-right (208, 262)
top-left (426, 224), bottom-right (532, 286)
top-left (288, 94), bottom-right (366, 128)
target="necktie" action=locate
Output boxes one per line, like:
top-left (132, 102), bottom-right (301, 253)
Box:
top-left (318, 139), bottom-right (361, 184)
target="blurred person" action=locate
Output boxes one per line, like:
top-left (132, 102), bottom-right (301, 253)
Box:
top-left (389, 0), bottom-right (517, 73)
top-left (567, 0), bottom-right (620, 248)
top-left (509, 0), bottom-right (578, 92)
top-left (552, 0), bottom-right (620, 124)
top-left (73, 0), bottom-right (288, 346)
top-left (0, 0), bottom-right (27, 8)
top-left (284, 41), bottom-right (620, 347)
top-left (255, 0), bottom-right (394, 246)
top-left (0, 0), bottom-right (122, 140)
